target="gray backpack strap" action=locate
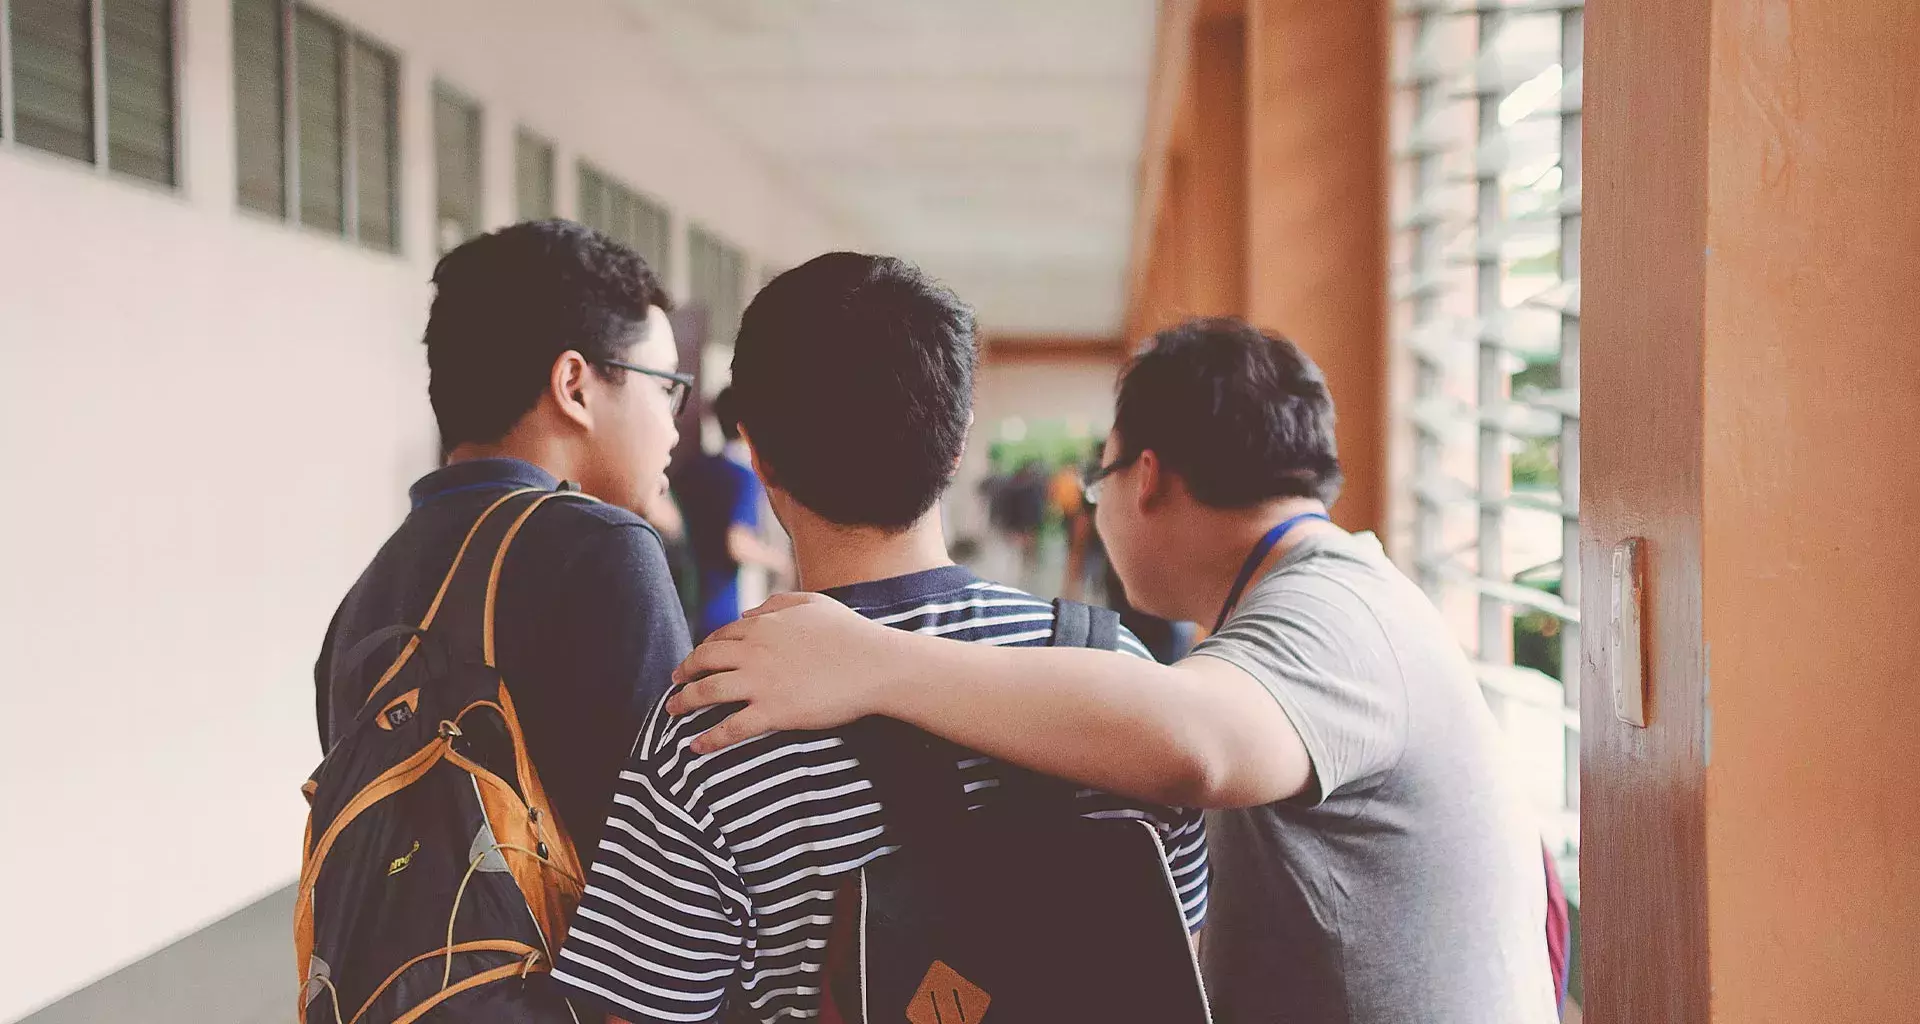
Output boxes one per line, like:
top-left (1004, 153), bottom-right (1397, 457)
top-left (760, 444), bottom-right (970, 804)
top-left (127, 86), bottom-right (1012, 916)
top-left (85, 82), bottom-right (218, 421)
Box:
top-left (1051, 598), bottom-right (1121, 652)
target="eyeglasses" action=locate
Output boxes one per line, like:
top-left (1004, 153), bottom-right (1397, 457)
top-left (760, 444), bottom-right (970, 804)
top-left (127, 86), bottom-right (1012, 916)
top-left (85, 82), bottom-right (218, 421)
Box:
top-left (599, 359), bottom-right (695, 417)
top-left (1081, 452), bottom-right (1139, 506)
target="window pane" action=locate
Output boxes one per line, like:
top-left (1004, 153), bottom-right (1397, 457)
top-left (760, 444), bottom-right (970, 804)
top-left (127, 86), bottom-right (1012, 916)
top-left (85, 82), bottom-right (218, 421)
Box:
top-left (576, 164), bottom-right (607, 232)
top-left (605, 183), bottom-right (633, 248)
top-left (293, 8), bottom-right (343, 233)
top-left (232, 0), bottom-right (283, 215)
top-left (11, 0), bottom-right (94, 164)
top-left (351, 39), bottom-right (396, 250)
top-left (434, 85), bottom-right (481, 252)
top-left (630, 194), bottom-right (671, 278)
top-left (515, 130), bottom-right (554, 221)
top-left (103, 0), bottom-right (175, 186)
top-left (690, 226), bottom-right (745, 347)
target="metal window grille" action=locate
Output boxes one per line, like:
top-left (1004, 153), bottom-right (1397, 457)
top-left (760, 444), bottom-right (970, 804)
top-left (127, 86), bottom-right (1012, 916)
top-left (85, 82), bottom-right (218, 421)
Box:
top-left (1392, 0), bottom-right (1583, 899)
top-left (2, 0), bottom-right (177, 185)
top-left (576, 160), bottom-right (672, 281)
top-left (234, 0), bottom-right (398, 252)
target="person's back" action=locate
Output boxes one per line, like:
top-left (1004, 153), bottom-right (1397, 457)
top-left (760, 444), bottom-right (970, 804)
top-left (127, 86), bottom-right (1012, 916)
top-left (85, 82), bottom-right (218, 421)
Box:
top-left (552, 253), bottom-right (1207, 1023)
top-left (1194, 526), bottom-right (1552, 1023)
top-left (314, 220), bottom-right (691, 866)
top-left (657, 316), bottom-right (1559, 1024)
top-left (317, 460), bottom-right (684, 848)
top-left (556, 568), bottom-right (1205, 1022)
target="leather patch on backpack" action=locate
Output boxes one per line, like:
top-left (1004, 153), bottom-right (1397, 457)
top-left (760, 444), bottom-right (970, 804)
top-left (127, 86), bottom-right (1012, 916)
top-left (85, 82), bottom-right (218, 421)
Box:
top-left (907, 960), bottom-right (989, 1024)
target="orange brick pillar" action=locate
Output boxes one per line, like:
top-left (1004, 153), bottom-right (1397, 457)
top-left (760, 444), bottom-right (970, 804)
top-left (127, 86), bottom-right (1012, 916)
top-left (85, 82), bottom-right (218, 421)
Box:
top-left (1244, 0), bottom-right (1391, 535)
top-left (1582, 1), bottom-right (1920, 1021)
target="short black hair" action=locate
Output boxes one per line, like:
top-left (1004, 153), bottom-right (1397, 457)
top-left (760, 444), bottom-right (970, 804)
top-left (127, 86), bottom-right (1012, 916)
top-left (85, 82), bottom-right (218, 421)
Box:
top-left (423, 219), bottom-right (672, 451)
top-left (1113, 317), bottom-right (1342, 508)
top-left (710, 385), bottom-right (744, 443)
top-left (731, 252), bottom-right (976, 529)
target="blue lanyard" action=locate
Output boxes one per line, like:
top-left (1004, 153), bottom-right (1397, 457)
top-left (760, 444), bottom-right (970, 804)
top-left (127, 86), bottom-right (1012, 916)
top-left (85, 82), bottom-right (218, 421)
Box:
top-left (1213, 512), bottom-right (1331, 634)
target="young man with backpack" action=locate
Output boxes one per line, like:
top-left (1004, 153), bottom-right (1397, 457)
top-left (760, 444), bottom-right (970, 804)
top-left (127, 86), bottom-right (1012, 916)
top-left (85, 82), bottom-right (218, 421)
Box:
top-left (304, 221), bottom-right (692, 1021)
top-left (550, 253), bottom-right (1208, 1024)
top-left (672, 318), bottom-right (1560, 1024)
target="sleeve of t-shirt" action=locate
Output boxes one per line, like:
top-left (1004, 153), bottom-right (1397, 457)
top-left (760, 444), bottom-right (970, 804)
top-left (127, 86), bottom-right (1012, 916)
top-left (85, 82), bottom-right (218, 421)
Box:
top-left (1187, 574), bottom-right (1407, 806)
top-left (725, 463), bottom-right (761, 531)
top-left (554, 705), bottom-right (749, 1021)
top-left (532, 522), bottom-right (692, 848)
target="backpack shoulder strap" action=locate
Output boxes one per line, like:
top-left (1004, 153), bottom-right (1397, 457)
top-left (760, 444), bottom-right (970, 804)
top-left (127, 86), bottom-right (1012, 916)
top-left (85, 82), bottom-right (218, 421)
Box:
top-left (1051, 597), bottom-right (1122, 652)
top-left (434, 487), bottom-right (596, 668)
top-left (357, 487), bottom-right (590, 710)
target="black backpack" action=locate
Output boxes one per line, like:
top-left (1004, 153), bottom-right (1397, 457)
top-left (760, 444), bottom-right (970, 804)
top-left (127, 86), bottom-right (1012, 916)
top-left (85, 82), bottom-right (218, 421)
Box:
top-left (297, 488), bottom-right (589, 1024)
top-left (821, 599), bottom-right (1212, 1024)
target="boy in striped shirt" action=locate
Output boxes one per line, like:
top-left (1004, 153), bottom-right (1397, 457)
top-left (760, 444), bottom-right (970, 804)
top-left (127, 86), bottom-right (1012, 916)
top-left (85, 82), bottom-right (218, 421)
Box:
top-left (553, 253), bottom-right (1206, 1023)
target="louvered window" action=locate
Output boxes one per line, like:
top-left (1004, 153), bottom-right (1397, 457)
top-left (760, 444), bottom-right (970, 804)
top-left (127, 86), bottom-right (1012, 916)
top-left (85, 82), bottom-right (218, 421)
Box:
top-left (433, 83), bottom-right (480, 253)
top-left (1393, 0), bottom-right (1584, 932)
top-left (690, 225), bottom-right (747, 348)
top-left (231, 0), bottom-right (282, 214)
top-left (233, 1), bottom-right (397, 252)
top-left (349, 38), bottom-right (395, 248)
top-left (3, 0), bottom-right (176, 186)
top-left (515, 128), bottom-right (553, 221)
top-left (577, 160), bottom-right (671, 279)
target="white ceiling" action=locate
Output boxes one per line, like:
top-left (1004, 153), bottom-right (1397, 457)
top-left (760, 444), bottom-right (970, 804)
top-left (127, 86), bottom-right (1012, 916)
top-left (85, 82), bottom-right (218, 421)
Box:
top-left (617, 0), bottom-right (1157, 336)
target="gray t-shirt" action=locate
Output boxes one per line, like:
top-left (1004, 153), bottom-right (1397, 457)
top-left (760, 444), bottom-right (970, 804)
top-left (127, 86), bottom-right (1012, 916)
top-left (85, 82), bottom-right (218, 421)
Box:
top-left (1189, 529), bottom-right (1557, 1024)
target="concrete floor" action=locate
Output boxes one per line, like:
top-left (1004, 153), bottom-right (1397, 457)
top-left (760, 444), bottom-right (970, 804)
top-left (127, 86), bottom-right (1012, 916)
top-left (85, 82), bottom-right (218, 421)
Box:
top-left (18, 885), bottom-right (294, 1024)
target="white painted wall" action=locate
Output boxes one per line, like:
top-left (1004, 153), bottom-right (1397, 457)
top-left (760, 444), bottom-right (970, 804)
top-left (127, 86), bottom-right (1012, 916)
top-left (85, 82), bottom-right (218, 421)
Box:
top-left (0, 1), bottom-right (849, 1018)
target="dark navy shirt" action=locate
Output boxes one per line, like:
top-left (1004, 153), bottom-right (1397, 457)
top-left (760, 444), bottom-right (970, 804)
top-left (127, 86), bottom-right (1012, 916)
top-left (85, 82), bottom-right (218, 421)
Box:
top-left (314, 458), bottom-right (691, 850)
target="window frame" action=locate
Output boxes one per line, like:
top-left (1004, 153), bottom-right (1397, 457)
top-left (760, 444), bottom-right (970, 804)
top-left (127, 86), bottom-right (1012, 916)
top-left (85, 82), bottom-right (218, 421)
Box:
top-left (0, 0), bottom-right (183, 191)
top-left (235, 0), bottom-right (401, 252)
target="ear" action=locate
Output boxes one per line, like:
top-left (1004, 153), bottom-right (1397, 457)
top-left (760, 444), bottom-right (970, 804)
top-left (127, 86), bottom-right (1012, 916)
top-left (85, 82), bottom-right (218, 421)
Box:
top-left (1135, 448), bottom-right (1171, 512)
top-left (551, 351), bottom-right (594, 430)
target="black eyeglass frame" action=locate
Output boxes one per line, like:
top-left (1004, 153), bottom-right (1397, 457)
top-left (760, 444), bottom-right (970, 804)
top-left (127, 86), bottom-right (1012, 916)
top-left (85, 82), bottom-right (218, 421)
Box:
top-left (599, 359), bottom-right (696, 416)
top-left (1081, 450), bottom-right (1142, 506)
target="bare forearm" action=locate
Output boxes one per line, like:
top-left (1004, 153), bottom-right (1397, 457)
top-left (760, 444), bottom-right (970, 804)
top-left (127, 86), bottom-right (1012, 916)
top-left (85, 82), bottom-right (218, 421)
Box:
top-left (868, 632), bottom-right (1218, 806)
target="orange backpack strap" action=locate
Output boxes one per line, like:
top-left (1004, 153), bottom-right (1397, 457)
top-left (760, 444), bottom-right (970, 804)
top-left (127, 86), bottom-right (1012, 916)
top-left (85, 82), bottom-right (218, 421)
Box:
top-left (358, 487), bottom-right (542, 710)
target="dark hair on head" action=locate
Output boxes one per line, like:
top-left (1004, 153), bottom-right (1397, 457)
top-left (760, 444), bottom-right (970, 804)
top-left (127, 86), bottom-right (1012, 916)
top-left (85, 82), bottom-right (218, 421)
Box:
top-left (710, 385), bottom-right (744, 442)
top-left (423, 219), bottom-right (673, 452)
top-left (1113, 317), bottom-right (1342, 508)
top-left (730, 252), bottom-right (976, 529)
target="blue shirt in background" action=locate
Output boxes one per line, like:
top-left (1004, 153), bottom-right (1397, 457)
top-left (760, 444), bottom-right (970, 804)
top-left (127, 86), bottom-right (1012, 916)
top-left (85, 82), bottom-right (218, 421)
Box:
top-left (674, 449), bottom-right (763, 639)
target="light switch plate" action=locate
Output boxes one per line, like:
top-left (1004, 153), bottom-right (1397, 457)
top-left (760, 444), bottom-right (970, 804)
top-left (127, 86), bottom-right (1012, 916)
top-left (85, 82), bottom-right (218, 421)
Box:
top-left (1610, 537), bottom-right (1648, 728)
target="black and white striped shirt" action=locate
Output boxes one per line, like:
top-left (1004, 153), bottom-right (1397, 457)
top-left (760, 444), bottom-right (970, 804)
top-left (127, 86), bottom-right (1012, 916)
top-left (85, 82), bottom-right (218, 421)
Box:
top-left (553, 566), bottom-right (1209, 1023)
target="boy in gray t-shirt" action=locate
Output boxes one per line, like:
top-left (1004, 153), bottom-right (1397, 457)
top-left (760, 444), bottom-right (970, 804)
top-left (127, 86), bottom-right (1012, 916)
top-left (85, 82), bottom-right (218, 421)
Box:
top-left (1192, 528), bottom-right (1553, 1023)
top-left (667, 317), bottom-right (1558, 1024)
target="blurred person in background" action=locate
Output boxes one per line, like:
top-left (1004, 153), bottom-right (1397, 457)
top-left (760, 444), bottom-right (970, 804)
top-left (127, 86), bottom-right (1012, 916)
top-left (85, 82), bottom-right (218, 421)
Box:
top-left (315, 219), bottom-right (691, 863)
top-left (673, 385), bottom-right (791, 640)
top-left (1051, 453), bottom-right (1092, 599)
top-left (671, 316), bottom-right (1557, 1024)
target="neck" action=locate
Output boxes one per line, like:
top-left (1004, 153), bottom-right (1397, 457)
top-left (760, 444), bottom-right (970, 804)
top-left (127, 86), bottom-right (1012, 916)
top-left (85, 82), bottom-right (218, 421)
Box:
top-left (1164, 497), bottom-right (1336, 624)
top-left (447, 434), bottom-right (575, 482)
top-left (784, 507), bottom-right (953, 593)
